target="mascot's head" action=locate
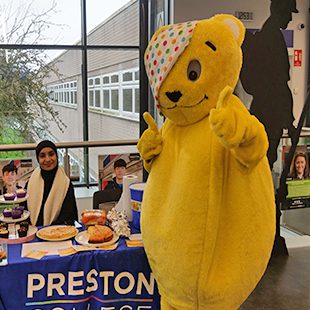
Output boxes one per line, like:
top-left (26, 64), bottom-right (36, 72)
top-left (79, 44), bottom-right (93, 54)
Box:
top-left (144, 14), bottom-right (245, 126)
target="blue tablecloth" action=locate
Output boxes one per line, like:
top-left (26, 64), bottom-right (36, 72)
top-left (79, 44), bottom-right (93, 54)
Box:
top-left (0, 227), bottom-right (160, 310)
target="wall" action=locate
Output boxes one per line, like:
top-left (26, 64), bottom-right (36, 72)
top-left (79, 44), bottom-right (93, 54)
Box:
top-left (173, 0), bottom-right (310, 126)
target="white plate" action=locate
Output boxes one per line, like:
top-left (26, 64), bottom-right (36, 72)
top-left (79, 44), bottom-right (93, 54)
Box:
top-left (0, 210), bottom-right (30, 223)
top-left (75, 230), bottom-right (119, 247)
top-left (36, 225), bottom-right (78, 241)
top-left (0, 194), bottom-right (28, 204)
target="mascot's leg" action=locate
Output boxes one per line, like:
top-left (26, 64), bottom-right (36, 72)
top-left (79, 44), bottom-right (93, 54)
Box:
top-left (161, 298), bottom-right (175, 310)
top-left (161, 298), bottom-right (189, 310)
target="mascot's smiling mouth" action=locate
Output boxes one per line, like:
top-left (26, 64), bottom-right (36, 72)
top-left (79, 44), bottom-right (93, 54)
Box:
top-left (162, 94), bottom-right (209, 110)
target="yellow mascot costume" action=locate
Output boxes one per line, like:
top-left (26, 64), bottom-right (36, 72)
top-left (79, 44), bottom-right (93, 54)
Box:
top-left (138, 14), bottom-right (275, 310)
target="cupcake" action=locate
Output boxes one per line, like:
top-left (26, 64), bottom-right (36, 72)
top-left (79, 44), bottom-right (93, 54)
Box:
top-left (2, 208), bottom-right (12, 217)
top-left (16, 189), bottom-right (27, 198)
top-left (0, 229), bottom-right (9, 238)
top-left (0, 223), bottom-right (8, 230)
top-left (19, 221), bottom-right (29, 231)
top-left (11, 209), bottom-right (22, 219)
top-left (15, 206), bottom-right (25, 214)
top-left (17, 227), bottom-right (27, 238)
top-left (3, 193), bottom-right (16, 201)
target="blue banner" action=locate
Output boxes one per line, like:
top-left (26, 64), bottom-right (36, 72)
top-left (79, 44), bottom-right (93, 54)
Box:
top-left (0, 239), bottom-right (160, 310)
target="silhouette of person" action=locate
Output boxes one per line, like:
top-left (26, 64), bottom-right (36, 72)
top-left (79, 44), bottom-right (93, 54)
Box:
top-left (240, 0), bottom-right (298, 170)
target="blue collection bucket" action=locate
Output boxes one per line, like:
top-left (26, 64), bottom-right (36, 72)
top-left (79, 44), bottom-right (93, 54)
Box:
top-left (129, 182), bottom-right (146, 231)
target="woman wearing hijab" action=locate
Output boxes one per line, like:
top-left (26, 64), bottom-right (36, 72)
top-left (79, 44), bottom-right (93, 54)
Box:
top-left (27, 140), bottom-right (78, 226)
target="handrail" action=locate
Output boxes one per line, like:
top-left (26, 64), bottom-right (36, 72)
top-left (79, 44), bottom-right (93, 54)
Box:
top-left (0, 139), bottom-right (139, 152)
top-left (281, 131), bottom-right (310, 139)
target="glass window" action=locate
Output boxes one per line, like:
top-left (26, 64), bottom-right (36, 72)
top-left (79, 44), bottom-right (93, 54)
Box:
top-left (111, 75), bottom-right (119, 83)
top-left (89, 91), bottom-right (94, 106)
top-left (134, 71), bottom-right (139, 81)
top-left (103, 90), bottom-right (110, 109)
top-left (1, 0), bottom-right (140, 186)
top-left (95, 90), bottom-right (101, 108)
top-left (123, 89), bottom-right (133, 112)
top-left (111, 90), bottom-right (119, 110)
top-left (123, 72), bottom-right (133, 82)
top-left (135, 89), bottom-right (140, 113)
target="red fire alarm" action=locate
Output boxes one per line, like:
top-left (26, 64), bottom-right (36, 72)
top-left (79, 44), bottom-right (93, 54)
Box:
top-left (294, 49), bottom-right (302, 67)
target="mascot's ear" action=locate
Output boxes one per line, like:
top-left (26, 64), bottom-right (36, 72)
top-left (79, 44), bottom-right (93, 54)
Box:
top-left (212, 14), bottom-right (245, 46)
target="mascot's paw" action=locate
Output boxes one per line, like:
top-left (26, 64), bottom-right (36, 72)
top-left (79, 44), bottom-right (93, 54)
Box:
top-left (210, 86), bottom-right (239, 147)
top-left (137, 112), bottom-right (163, 162)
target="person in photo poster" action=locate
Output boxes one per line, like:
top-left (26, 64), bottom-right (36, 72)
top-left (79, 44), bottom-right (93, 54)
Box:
top-left (1, 162), bottom-right (22, 194)
top-left (104, 159), bottom-right (127, 191)
top-left (26, 140), bottom-right (78, 226)
top-left (289, 152), bottom-right (309, 180)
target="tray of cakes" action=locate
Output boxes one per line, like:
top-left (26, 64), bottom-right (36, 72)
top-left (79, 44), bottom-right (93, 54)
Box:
top-left (75, 224), bottom-right (118, 247)
top-left (0, 189), bottom-right (28, 204)
top-left (0, 206), bottom-right (30, 223)
top-left (0, 222), bottom-right (37, 244)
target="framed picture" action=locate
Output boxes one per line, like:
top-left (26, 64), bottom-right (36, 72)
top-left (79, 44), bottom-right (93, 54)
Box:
top-left (98, 153), bottom-right (142, 190)
top-left (0, 159), bottom-right (34, 195)
top-left (282, 145), bottom-right (310, 210)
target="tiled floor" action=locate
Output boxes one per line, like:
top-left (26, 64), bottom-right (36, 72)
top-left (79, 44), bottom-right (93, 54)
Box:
top-left (240, 227), bottom-right (310, 310)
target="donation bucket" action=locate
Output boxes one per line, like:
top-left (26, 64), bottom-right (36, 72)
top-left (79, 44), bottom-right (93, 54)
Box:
top-left (129, 182), bottom-right (146, 231)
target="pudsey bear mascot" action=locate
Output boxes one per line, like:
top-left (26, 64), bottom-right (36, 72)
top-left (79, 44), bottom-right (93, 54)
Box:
top-left (138, 14), bottom-right (275, 310)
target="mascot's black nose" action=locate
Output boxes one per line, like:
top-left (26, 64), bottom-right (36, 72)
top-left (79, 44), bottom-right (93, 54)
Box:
top-left (166, 91), bottom-right (182, 103)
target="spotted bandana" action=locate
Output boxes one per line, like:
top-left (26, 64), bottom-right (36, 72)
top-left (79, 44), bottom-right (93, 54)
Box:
top-left (144, 20), bottom-right (199, 110)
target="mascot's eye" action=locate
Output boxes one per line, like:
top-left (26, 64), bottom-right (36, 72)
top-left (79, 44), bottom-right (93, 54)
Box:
top-left (205, 41), bottom-right (216, 51)
top-left (187, 60), bottom-right (201, 81)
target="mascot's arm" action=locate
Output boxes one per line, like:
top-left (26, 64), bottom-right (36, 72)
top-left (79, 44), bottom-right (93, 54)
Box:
top-left (210, 86), bottom-right (268, 169)
top-left (137, 112), bottom-right (163, 172)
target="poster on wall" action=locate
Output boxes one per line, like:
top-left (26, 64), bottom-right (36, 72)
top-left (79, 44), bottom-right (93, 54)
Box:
top-left (98, 153), bottom-right (143, 190)
top-left (282, 145), bottom-right (310, 210)
top-left (0, 159), bottom-right (34, 195)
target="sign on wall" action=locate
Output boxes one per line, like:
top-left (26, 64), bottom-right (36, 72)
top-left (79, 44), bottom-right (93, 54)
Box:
top-left (294, 49), bottom-right (302, 67)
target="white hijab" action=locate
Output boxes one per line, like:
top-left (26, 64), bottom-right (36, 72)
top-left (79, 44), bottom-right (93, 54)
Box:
top-left (27, 166), bottom-right (70, 226)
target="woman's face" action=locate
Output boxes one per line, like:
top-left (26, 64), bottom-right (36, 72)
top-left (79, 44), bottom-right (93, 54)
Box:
top-left (38, 147), bottom-right (58, 171)
top-left (295, 156), bottom-right (306, 175)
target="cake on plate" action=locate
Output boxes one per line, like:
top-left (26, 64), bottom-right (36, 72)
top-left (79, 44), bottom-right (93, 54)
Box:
top-left (88, 225), bottom-right (113, 243)
top-left (16, 189), bottom-right (27, 198)
top-left (0, 229), bottom-right (9, 238)
top-left (3, 193), bottom-right (15, 201)
top-left (17, 227), bottom-right (27, 238)
top-left (11, 209), bottom-right (22, 219)
top-left (2, 208), bottom-right (12, 217)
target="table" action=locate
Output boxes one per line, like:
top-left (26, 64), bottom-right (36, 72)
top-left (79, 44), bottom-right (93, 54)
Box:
top-left (0, 229), bottom-right (160, 310)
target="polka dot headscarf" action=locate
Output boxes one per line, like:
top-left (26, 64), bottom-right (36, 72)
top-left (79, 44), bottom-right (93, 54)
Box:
top-left (144, 20), bottom-right (199, 110)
